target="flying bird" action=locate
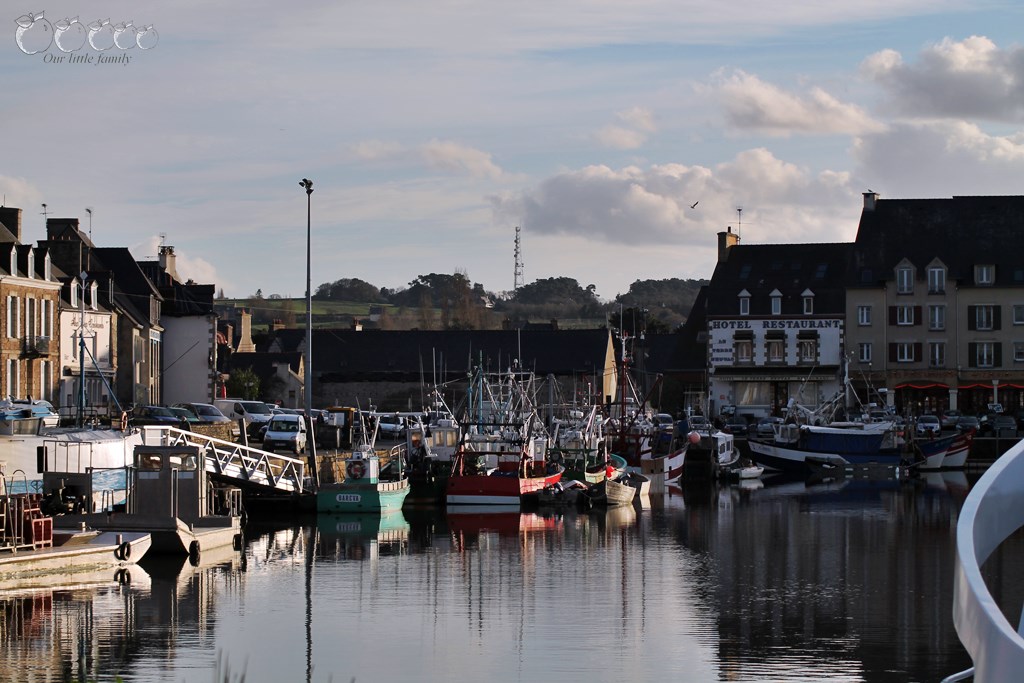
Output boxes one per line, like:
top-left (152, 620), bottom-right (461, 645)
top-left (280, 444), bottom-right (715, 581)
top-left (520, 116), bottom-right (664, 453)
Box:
top-left (689, 201), bottom-right (699, 209)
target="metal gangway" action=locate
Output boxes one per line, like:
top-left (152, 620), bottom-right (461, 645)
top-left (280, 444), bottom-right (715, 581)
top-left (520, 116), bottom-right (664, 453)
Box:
top-left (944, 439), bottom-right (1024, 682)
top-left (141, 426), bottom-right (307, 494)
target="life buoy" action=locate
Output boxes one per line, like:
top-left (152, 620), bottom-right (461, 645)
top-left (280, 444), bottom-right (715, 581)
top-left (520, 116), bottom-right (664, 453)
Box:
top-left (347, 459), bottom-right (366, 480)
top-left (120, 411), bottom-right (129, 431)
top-left (115, 541), bottom-right (131, 561)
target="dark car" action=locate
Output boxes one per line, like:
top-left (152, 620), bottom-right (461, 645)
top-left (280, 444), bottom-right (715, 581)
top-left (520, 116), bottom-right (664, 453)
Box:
top-left (756, 416), bottom-right (784, 439)
top-left (723, 416), bottom-right (750, 436)
top-left (992, 415), bottom-right (1017, 438)
top-left (132, 405), bottom-right (180, 426)
top-left (940, 410), bottom-right (962, 430)
top-left (955, 415), bottom-right (981, 434)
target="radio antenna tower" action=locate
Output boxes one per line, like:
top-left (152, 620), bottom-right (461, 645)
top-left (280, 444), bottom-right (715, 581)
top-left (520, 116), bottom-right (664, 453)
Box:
top-left (736, 206), bottom-right (743, 239)
top-left (513, 225), bottom-right (524, 291)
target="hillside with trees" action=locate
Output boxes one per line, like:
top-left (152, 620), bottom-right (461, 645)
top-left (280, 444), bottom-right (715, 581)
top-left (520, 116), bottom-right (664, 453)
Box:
top-left (216, 272), bottom-right (706, 333)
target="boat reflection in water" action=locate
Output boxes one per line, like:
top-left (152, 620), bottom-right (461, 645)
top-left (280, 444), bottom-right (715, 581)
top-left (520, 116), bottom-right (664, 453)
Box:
top-left (317, 511), bottom-right (410, 564)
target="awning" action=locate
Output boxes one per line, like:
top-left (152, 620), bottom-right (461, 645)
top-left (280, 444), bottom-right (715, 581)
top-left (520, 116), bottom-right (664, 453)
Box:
top-left (959, 382), bottom-right (1024, 390)
top-left (895, 382), bottom-right (948, 390)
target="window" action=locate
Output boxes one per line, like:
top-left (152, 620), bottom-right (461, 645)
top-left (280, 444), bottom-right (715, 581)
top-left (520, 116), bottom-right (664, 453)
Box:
top-left (798, 339), bottom-right (817, 362)
top-left (734, 340), bottom-right (753, 363)
top-left (6, 359), bottom-right (17, 398)
top-left (897, 305), bottom-right (914, 326)
top-left (929, 342), bottom-right (945, 368)
top-left (6, 296), bottom-right (18, 338)
top-left (771, 296), bottom-right (781, 316)
top-left (858, 305), bottom-right (871, 326)
top-left (976, 305), bottom-right (994, 331)
top-left (739, 294), bottom-right (750, 316)
top-left (928, 305), bottom-right (945, 331)
top-left (928, 267), bottom-right (946, 294)
top-left (766, 339), bottom-right (785, 363)
top-left (803, 297), bottom-right (813, 314)
top-left (1015, 342), bottom-right (1024, 363)
top-left (897, 343), bottom-right (915, 363)
top-left (975, 264), bottom-right (995, 285)
top-left (858, 343), bottom-right (872, 363)
top-left (1015, 305), bottom-right (1024, 325)
top-left (896, 267), bottom-right (913, 294)
top-left (976, 342), bottom-right (995, 367)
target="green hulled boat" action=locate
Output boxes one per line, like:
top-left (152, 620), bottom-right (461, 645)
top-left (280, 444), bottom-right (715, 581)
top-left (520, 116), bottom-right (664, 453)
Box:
top-left (317, 447), bottom-right (410, 513)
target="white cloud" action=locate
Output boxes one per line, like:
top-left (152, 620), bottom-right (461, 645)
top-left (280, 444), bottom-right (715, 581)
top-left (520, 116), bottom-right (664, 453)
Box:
top-left (489, 149), bottom-right (861, 248)
top-left (593, 107), bottom-right (657, 149)
top-left (714, 70), bottom-right (885, 136)
top-left (0, 177), bottom-right (44, 220)
top-left (862, 36), bottom-right (1024, 121)
top-left (853, 120), bottom-right (1024, 197)
top-left (420, 140), bottom-right (505, 179)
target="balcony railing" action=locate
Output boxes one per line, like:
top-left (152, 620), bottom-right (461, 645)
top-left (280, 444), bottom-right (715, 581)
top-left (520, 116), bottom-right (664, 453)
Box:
top-left (945, 439), bottom-right (1024, 682)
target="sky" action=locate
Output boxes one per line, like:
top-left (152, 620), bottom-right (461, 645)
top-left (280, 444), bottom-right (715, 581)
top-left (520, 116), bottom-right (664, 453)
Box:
top-left (3, 1), bottom-right (1024, 302)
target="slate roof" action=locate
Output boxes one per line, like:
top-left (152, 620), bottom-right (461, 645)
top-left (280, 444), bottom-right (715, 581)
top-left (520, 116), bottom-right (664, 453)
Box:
top-left (231, 351), bottom-right (302, 377)
top-left (705, 242), bottom-right (851, 316)
top-left (138, 260), bottom-right (216, 316)
top-left (851, 195), bottom-right (1024, 287)
top-left (268, 329), bottom-right (612, 382)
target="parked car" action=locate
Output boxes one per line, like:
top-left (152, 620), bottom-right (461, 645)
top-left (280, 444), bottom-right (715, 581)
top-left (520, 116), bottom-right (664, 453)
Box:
top-left (167, 406), bottom-right (201, 427)
top-left (214, 398), bottom-right (274, 437)
top-left (652, 413), bottom-right (675, 433)
top-left (755, 416), bottom-right (784, 439)
top-left (723, 416), bottom-right (750, 436)
top-left (915, 414), bottom-right (942, 437)
top-left (955, 415), bottom-right (981, 434)
top-left (262, 414), bottom-right (307, 454)
top-left (940, 410), bottom-right (961, 430)
top-left (132, 405), bottom-right (180, 426)
top-left (176, 402), bottom-right (232, 425)
top-left (374, 414), bottom-right (407, 439)
top-left (687, 415), bottom-right (711, 432)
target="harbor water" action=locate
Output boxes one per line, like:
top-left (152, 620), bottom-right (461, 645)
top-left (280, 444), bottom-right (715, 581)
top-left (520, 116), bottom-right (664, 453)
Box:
top-left (2, 471), bottom-right (1022, 682)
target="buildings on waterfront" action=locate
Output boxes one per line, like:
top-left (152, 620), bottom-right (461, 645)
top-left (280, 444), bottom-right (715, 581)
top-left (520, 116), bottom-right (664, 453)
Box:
top-left (5, 192), bottom-right (1024, 421)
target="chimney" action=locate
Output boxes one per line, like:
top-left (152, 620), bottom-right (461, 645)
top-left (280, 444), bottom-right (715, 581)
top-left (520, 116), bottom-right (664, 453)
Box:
top-left (236, 310), bottom-right (256, 353)
top-left (0, 206), bottom-right (22, 242)
top-left (717, 227), bottom-right (740, 262)
top-left (863, 191), bottom-right (879, 212)
top-left (159, 244), bottom-right (179, 282)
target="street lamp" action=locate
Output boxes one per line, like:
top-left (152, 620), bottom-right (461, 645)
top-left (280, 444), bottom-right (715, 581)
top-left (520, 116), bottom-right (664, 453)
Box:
top-left (299, 179), bottom-right (313, 419)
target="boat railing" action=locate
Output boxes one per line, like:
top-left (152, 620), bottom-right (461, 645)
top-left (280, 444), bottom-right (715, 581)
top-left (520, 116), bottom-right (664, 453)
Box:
top-left (945, 438), bottom-right (1024, 682)
top-left (140, 426), bottom-right (306, 493)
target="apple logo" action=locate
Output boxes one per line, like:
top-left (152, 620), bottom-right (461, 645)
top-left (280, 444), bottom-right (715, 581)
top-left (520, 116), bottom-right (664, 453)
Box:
top-left (136, 24), bottom-right (159, 50)
top-left (15, 11), bottom-right (53, 55)
top-left (54, 17), bottom-right (87, 53)
top-left (88, 19), bottom-right (114, 51)
top-left (113, 21), bottom-right (137, 50)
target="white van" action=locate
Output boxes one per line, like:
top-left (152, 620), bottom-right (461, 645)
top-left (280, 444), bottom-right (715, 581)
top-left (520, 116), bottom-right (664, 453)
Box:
top-left (262, 414), bottom-right (307, 454)
top-left (214, 398), bottom-right (274, 437)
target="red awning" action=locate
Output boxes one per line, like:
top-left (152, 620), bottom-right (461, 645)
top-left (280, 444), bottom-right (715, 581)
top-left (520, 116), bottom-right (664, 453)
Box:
top-left (895, 383), bottom-right (949, 390)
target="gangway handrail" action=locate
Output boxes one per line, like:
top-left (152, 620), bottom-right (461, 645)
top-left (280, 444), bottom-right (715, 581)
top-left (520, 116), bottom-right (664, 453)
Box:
top-left (140, 426), bottom-right (306, 493)
top-left (948, 438), bottom-right (1024, 682)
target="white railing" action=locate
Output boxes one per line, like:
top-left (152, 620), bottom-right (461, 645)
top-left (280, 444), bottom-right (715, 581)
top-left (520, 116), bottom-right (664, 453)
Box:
top-left (141, 426), bottom-right (306, 493)
top-left (946, 439), bottom-right (1024, 682)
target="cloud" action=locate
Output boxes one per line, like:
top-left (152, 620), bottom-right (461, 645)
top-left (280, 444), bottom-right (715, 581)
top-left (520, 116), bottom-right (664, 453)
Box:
top-left (714, 69), bottom-right (885, 136)
top-left (489, 149), bottom-right (861, 248)
top-left (129, 235), bottom-right (222, 288)
top-left (862, 36), bottom-right (1024, 122)
top-left (346, 140), bottom-right (505, 179)
top-left (594, 107), bottom-right (657, 149)
top-left (853, 120), bottom-right (1024, 197)
top-left (0, 176), bottom-right (44, 217)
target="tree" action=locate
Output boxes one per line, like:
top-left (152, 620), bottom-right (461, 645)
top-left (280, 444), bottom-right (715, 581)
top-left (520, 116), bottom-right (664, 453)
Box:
top-left (608, 307), bottom-right (671, 336)
top-left (512, 277), bottom-right (599, 306)
top-left (226, 367), bottom-right (260, 400)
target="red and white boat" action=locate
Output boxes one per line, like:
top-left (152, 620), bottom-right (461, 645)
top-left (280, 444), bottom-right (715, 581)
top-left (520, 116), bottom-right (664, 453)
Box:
top-left (446, 432), bottom-right (563, 506)
top-left (941, 431), bottom-right (973, 469)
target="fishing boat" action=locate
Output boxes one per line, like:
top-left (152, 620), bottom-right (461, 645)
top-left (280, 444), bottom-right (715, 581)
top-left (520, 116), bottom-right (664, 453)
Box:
top-left (748, 422), bottom-right (906, 473)
top-left (941, 431), bottom-right (973, 469)
top-left (403, 412), bottom-right (460, 505)
top-left (584, 453), bottom-right (627, 484)
top-left (317, 444), bottom-right (410, 513)
top-left (445, 431), bottom-right (564, 506)
top-left (914, 432), bottom-right (960, 471)
top-left (586, 471), bottom-right (637, 507)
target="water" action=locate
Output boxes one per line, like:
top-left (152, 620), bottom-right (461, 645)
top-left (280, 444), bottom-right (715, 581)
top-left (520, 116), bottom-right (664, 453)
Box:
top-left (2, 471), bottom-right (1021, 683)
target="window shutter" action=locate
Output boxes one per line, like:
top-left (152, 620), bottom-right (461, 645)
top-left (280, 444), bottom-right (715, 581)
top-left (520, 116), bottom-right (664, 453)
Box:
top-left (995, 343), bottom-right (1003, 367)
top-left (968, 342), bottom-right (977, 367)
top-left (914, 306), bottom-right (922, 326)
top-left (994, 306), bottom-right (1002, 331)
top-left (888, 306), bottom-right (897, 326)
top-left (913, 343), bottom-right (922, 362)
top-left (967, 305), bottom-right (977, 331)
top-left (889, 343), bottom-right (898, 363)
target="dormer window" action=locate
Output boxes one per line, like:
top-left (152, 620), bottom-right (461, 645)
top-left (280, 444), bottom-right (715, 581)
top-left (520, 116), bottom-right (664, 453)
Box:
top-left (802, 289), bottom-right (814, 315)
top-left (896, 265), bottom-right (913, 294)
top-left (89, 281), bottom-right (99, 310)
top-left (738, 289), bottom-right (750, 316)
top-left (975, 264), bottom-right (995, 286)
top-left (928, 266), bottom-right (946, 294)
top-left (70, 281), bottom-right (78, 308)
top-left (44, 253), bottom-right (52, 281)
top-left (25, 247), bottom-right (34, 279)
top-left (770, 289), bottom-right (782, 316)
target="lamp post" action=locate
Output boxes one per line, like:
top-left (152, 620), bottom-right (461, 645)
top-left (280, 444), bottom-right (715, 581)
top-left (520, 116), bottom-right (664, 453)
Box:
top-left (300, 179), bottom-right (313, 418)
